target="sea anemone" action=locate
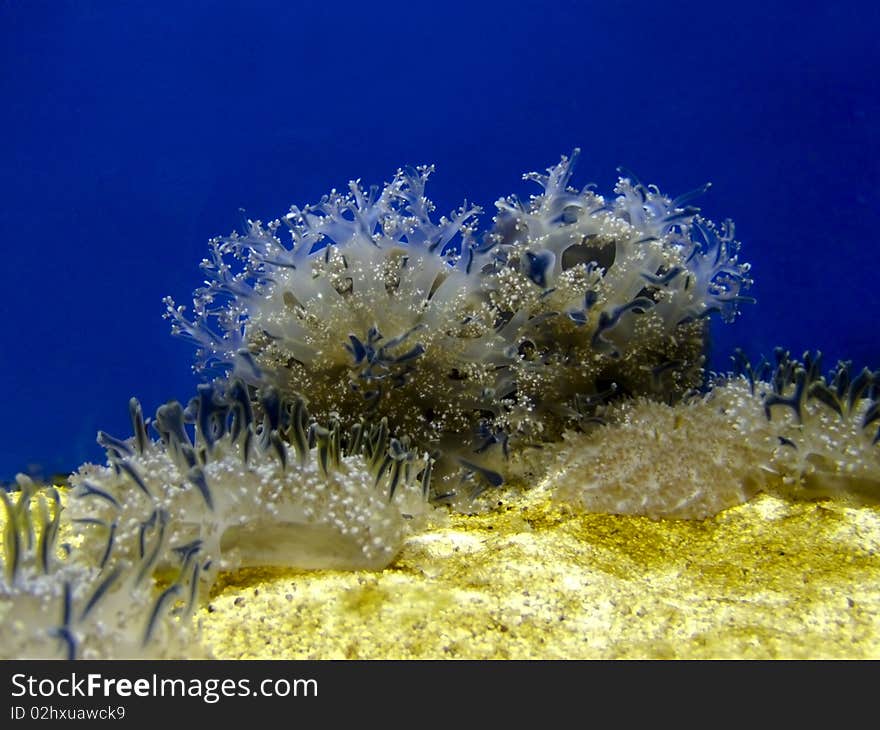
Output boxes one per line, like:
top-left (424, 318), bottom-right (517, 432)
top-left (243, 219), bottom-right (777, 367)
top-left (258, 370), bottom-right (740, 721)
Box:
top-left (68, 380), bottom-right (435, 597)
top-left (0, 475), bottom-right (198, 659)
top-left (164, 165), bottom-right (510, 492)
top-left (3, 379), bottom-right (435, 659)
top-left (548, 389), bottom-right (772, 519)
top-left (165, 151), bottom-right (753, 497)
top-left (480, 150), bottom-right (753, 442)
top-left (550, 349), bottom-right (880, 519)
top-left (726, 349), bottom-right (880, 502)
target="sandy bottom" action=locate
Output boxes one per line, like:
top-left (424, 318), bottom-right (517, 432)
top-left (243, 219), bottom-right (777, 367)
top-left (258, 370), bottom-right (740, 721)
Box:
top-left (197, 488), bottom-right (880, 659)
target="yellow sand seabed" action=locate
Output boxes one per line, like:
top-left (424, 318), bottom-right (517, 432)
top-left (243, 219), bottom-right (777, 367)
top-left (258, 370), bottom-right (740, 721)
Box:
top-left (199, 487), bottom-right (880, 659)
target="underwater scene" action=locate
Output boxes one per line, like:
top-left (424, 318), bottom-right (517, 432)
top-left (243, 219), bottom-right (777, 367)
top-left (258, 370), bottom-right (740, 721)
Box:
top-left (1, 1), bottom-right (878, 659)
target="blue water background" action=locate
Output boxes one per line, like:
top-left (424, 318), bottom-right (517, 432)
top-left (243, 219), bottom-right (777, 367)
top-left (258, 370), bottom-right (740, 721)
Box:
top-left (1, 0), bottom-right (877, 481)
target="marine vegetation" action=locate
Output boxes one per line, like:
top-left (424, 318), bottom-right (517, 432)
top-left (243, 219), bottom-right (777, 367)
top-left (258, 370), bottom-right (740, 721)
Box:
top-left (1, 152), bottom-right (877, 659)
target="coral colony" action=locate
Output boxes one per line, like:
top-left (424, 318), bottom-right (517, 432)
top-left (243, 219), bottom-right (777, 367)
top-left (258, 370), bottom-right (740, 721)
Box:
top-left (2, 151), bottom-right (878, 658)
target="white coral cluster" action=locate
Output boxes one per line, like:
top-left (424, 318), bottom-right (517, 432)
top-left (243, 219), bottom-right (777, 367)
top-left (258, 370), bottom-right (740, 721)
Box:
top-left (165, 150), bottom-right (753, 490)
